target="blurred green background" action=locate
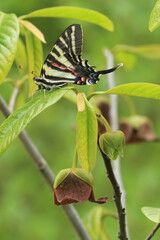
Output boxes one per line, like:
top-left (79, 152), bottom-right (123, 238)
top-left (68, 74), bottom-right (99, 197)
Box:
top-left (0, 0), bottom-right (160, 239)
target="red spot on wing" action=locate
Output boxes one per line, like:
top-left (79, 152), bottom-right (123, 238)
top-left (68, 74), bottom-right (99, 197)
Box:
top-left (81, 77), bottom-right (86, 82)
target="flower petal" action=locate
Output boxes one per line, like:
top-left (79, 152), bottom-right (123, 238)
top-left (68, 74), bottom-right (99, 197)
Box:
top-left (54, 173), bottom-right (92, 205)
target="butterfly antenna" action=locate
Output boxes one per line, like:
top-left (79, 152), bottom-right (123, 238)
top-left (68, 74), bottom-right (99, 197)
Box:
top-left (96, 63), bottom-right (123, 76)
top-left (19, 65), bottom-right (37, 76)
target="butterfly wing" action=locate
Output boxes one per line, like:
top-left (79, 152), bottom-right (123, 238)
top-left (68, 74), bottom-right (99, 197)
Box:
top-left (54, 24), bottom-right (83, 58)
top-left (37, 24), bottom-right (83, 88)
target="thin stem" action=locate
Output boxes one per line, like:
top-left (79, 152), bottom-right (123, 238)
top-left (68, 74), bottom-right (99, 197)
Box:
top-left (145, 223), bottom-right (160, 240)
top-left (0, 96), bottom-right (92, 240)
top-left (87, 91), bottom-right (104, 100)
top-left (96, 113), bottom-right (112, 132)
top-left (98, 145), bottom-right (128, 240)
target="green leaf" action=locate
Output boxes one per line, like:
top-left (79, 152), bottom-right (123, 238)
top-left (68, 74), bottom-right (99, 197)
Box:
top-left (149, 0), bottom-right (160, 32)
top-left (15, 38), bottom-right (27, 68)
top-left (25, 29), bottom-right (43, 95)
top-left (21, 6), bottom-right (114, 32)
top-left (76, 93), bottom-right (98, 172)
top-left (88, 83), bottom-right (160, 100)
top-left (142, 207), bottom-right (160, 223)
top-left (106, 83), bottom-right (160, 99)
top-left (0, 87), bottom-right (71, 156)
top-left (0, 12), bottom-right (19, 84)
top-left (114, 44), bottom-right (160, 59)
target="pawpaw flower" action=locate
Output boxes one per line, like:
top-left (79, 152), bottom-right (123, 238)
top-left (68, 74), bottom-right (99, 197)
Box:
top-left (54, 168), bottom-right (108, 205)
top-left (120, 115), bottom-right (158, 143)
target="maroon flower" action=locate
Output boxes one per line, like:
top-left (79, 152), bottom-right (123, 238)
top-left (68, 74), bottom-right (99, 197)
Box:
top-left (120, 115), bottom-right (158, 143)
top-left (54, 168), bottom-right (108, 205)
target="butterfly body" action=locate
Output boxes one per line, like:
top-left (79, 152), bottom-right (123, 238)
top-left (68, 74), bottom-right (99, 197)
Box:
top-left (34, 24), bottom-right (122, 90)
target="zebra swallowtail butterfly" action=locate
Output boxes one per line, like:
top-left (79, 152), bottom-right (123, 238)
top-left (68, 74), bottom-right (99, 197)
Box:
top-left (34, 24), bottom-right (123, 90)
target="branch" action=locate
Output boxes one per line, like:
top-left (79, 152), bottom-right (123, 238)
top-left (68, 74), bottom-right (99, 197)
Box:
top-left (145, 223), bottom-right (160, 240)
top-left (0, 96), bottom-right (92, 240)
top-left (9, 87), bottom-right (19, 112)
top-left (98, 145), bottom-right (128, 240)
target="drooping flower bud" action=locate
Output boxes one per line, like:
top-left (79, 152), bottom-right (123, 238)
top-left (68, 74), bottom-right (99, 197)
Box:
top-left (54, 168), bottom-right (108, 205)
top-left (99, 131), bottom-right (125, 160)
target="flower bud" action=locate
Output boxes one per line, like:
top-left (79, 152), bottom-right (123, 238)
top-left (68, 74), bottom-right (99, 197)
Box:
top-left (99, 130), bottom-right (125, 160)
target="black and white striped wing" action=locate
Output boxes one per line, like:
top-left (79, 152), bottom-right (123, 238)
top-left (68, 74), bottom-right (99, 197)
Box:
top-left (35, 24), bottom-right (83, 89)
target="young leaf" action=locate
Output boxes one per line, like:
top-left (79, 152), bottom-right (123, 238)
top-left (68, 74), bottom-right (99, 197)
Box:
top-left (19, 19), bottom-right (46, 43)
top-left (76, 93), bottom-right (98, 172)
top-left (25, 29), bottom-right (43, 95)
top-left (0, 12), bottom-right (19, 84)
top-left (88, 83), bottom-right (160, 100)
top-left (21, 6), bottom-right (114, 32)
top-left (149, 0), bottom-right (160, 32)
top-left (142, 207), bottom-right (160, 223)
top-left (0, 87), bottom-right (71, 156)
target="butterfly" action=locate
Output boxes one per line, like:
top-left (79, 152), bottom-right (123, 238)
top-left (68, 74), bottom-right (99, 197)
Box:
top-left (34, 24), bottom-right (122, 90)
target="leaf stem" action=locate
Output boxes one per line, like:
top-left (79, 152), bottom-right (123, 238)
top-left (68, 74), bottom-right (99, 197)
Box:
top-left (87, 90), bottom-right (107, 100)
top-left (96, 113), bottom-right (112, 132)
top-left (0, 96), bottom-right (92, 240)
top-left (145, 223), bottom-right (160, 240)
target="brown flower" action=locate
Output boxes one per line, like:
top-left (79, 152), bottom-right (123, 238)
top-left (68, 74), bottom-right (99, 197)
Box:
top-left (54, 169), bottom-right (108, 205)
top-left (119, 115), bottom-right (158, 143)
